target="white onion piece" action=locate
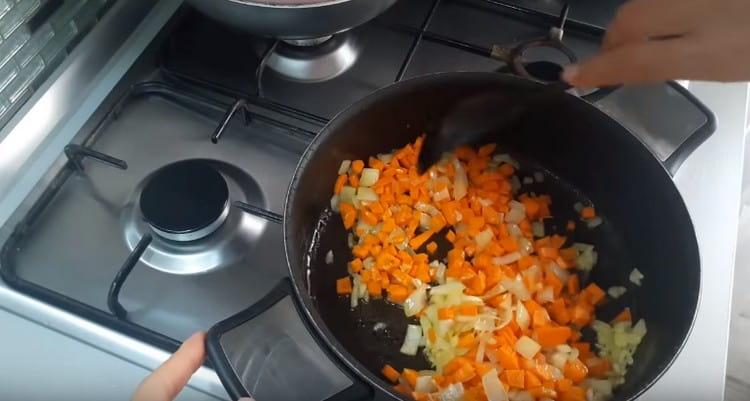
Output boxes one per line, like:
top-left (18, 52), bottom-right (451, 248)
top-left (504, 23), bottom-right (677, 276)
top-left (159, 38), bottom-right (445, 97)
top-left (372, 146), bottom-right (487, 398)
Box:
top-left (493, 252), bottom-right (521, 265)
top-left (476, 337), bottom-right (487, 363)
top-left (523, 176), bottom-right (534, 185)
top-left (518, 238), bottom-right (534, 256)
top-left (481, 282), bottom-right (508, 300)
top-left (415, 202), bottom-right (440, 216)
top-left (532, 221), bottom-right (545, 238)
top-left (545, 261), bottom-right (570, 284)
top-left (549, 351), bottom-right (569, 370)
top-left (453, 159), bottom-right (468, 201)
top-left (377, 153), bottom-right (393, 163)
top-left (439, 382), bottom-right (465, 401)
top-left (338, 160), bottom-right (351, 175)
top-left (325, 250), bottom-right (334, 265)
top-left (515, 299), bottom-right (530, 330)
top-left (415, 376), bottom-right (437, 393)
top-left (359, 168), bottom-right (380, 187)
top-left (507, 223), bottom-right (522, 238)
top-left (502, 276), bottom-right (530, 300)
top-left (586, 216), bottom-right (603, 228)
top-left (482, 369), bottom-right (509, 401)
top-left (534, 172), bottom-right (545, 183)
top-left (573, 202), bottom-right (584, 213)
top-left (400, 324), bottom-right (423, 355)
top-left (404, 284), bottom-right (428, 317)
top-left (515, 336), bottom-right (541, 359)
top-left (419, 212), bottom-right (432, 231)
top-left (476, 228), bottom-right (494, 250)
top-left (505, 207), bottom-right (525, 224)
top-left (510, 176), bottom-right (521, 193)
top-left (340, 186), bottom-right (356, 205)
top-left (356, 187), bottom-right (379, 202)
top-left (433, 187), bottom-right (450, 202)
top-left (508, 391), bottom-right (534, 401)
top-left (492, 154), bottom-right (519, 168)
top-left (330, 194), bottom-right (340, 212)
top-left (608, 286), bottom-right (627, 299)
top-left (538, 286), bottom-right (554, 303)
top-left (430, 281), bottom-right (465, 296)
top-left (629, 268), bottom-right (644, 286)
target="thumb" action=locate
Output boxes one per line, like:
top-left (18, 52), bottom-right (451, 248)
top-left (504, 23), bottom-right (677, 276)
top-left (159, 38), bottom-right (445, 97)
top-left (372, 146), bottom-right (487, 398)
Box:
top-left (562, 38), bottom-right (694, 87)
top-left (131, 332), bottom-right (207, 401)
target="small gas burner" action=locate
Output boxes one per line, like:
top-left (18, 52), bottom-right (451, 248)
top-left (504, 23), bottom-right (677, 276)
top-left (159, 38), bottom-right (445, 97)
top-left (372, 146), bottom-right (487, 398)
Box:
top-left (266, 34), bottom-right (360, 82)
top-left (140, 160), bottom-right (230, 242)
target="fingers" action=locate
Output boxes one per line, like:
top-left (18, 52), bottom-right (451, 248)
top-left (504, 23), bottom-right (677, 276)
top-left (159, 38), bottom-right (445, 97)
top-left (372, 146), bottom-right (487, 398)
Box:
top-left (131, 332), bottom-right (207, 401)
top-left (602, 0), bottom-right (703, 50)
top-left (563, 37), bottom-right (701, 87)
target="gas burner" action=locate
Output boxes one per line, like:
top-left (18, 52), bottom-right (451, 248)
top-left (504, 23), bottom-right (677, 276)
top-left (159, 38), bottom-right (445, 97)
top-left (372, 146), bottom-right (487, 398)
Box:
top-left (266, 34), bottom-right (360, 82)
top-left (123, 160), bottom-right (268, 275)
top-left (140, 160), bottom-right (230, 242)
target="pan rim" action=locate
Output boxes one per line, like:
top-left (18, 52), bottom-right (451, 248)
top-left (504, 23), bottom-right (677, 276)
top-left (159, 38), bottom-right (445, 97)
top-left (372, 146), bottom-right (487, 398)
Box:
top-left (283, 71), bottom-right (701, 401)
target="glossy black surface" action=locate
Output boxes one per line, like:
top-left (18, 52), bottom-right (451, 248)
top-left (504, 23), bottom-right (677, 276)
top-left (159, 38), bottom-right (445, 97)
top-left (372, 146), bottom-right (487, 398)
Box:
top-left (285, 73), bottom-right (700, 401)
top-left (140, 160), bottom-right (229, 234)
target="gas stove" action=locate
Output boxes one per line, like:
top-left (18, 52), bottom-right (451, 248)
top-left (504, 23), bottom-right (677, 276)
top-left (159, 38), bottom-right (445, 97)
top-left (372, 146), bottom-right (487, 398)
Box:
top-left (0, 0), bottom-right (718, 400)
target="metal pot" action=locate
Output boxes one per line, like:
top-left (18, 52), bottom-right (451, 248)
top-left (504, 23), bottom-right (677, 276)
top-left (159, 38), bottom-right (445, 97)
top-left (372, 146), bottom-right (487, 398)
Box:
top-left (184, 0), bottom-right (398, 40)
top-left (205, 72), bottom-right (704, 401)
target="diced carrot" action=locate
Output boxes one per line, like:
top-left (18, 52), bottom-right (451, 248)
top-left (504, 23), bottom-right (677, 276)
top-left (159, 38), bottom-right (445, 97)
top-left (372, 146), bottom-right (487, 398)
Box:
top-left (402, 368), bottom-right (419, 388)
top-left (538, 247), bottom-right (558, 259)
top-left (336, 277), bottom-right (352, 295)
top-left (535, 326), bottom-right (572, 348)
top-left (586, 357), bottom-right (611, 378)
top-left (581, 283), bottom-right (606, 306)
top-left (367, 280), bottom-right (382, 298)
top-left (525, 370), bottom-right (542, 389)
top-left (566, 220), bottom-right (576, 231)
top-left (459, 303), bottom-right (479, 316)
top-left (567, 275), bottom-right (580, 295)
top-left (387, 284), bottom-right (409, 303)
top-left (458, 332), bottom-right (475, 348)
top-left (557, 378), bottom-right (573, 393)
top-left (408, 230), bottom-right (434, 250)
top-left (529, 386), bottom-right (557, 399)
top-left (550, 298), bottom-right (571, 325)
top-left (580, 206), bottom-right (596, 219)
top-left (560, 386), bottom-right (586, 401)
top-left (502, 369), bottom-right (525, 389)
top-left (496, 345), bottom-right (520, 370)
top-left (570, 303), bottom-right (592, 327)
top-left (426, 241), bottom-right (438, 254)
top-left (393, 383), bottom-right (410, 395)
top-left (613, 307), bottom-right (633, 323)
top-left (349, 173), bottom-right (359, 187)
top-left (351, 159), bottom-right (365, 174)
top-left (564, 359), bottom-right (588, 383)
top-left (339, 203), bottom-right (357, 229)
top-left (478, 143), bottom-right (497, 157)
top-left (446, 229), bottom-right (456, 242)
top-left (381, 364), bottom-right (400, 383)
top-left (438, 307), bottom-right (456, 320)
top-left (334, 174), bottom-right (347, 194)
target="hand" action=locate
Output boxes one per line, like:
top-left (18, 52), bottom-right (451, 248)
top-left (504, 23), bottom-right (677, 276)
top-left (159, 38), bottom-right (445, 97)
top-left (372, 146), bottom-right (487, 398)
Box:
top-left (131, 332), bottom-right (254, 401)
top-left (563, 0), bottom-right (750, 87)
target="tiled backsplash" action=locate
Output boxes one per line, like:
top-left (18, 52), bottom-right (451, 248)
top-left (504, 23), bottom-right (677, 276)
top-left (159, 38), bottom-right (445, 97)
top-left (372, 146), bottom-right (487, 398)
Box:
top-left (0, 0), bottom-right (113, 129)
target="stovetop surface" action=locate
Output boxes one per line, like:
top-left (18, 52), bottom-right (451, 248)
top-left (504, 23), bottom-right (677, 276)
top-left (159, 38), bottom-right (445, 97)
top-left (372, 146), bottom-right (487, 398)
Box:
top-left (0, 0), bottom-right (719, 400)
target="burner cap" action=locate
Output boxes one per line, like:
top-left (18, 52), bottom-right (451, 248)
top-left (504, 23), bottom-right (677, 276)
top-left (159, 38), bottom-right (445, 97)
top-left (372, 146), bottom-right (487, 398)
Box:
top-left (140, 161), bottom-right (229, 241)
top-left (266, 34), bottom-right (360, 82)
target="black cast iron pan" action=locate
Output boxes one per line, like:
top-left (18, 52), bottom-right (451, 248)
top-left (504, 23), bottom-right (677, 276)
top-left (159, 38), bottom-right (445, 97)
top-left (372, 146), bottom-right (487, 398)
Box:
top-left (206, 72), bottom-right (706, 401)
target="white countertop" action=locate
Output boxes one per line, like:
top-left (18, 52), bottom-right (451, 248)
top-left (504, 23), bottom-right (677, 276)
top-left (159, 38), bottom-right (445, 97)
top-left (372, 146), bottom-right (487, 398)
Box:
top-left (0, 1), bottom-right (746, 400)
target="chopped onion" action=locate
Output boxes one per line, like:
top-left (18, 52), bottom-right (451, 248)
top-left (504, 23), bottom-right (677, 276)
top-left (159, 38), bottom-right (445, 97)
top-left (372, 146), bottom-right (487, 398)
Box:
top-left (510, 176), bottom-right (521, 193)
top-left (453, 159), bottom-right (468, 201)
top-left (629, 268), bottom-right (644, 286)
top-left (608, 286), bottom-right (627, 299)
top-left (430, 281), bottom-right (465, 296)
top-left (330, 194), bottom-right (340, 212)
top-left (534, 172), bottom-right (545, 183)
top-left (505, 201), bottom-right (525, 223)
top-left (482, 369), bottom-right (509, 401)
top-left (549, 351), bottom-right (569, 370)
top-left (508, 391), bottom-right (534, 401)
top-left (400, 324), bottom-right (423, 355)
top-left (573, 202), bottom-right (584, 213)
top-left (507, 223), bottom-right (523, 238)
top-left (377, 153), bottom-right (394, 164)
top-left (515, 300), bottom-right (530, 330)
top-left (545, 261), bottom-right (570, 284)
top-left (502, 276), bottom-right (530, 300)
top-left (439, 382), bottom-right (465, 401)
top-left (359, 168), bottom-right (380, 187)
top-left (404, 284), bottom-right (428, 317)
top-left (538, 286), bottom-right (555, 303)
top-left (518, 238), bottom-right (534, 256)
top-left (492, 154), bottom-right (519, 168)
top-left (415, 202), bottom-right (440, 216)
top-left (415, 376), bottom-right (437, 393)
top-left (476, 228), bottom-right (494, 251)
top-left (325, 250), bottom-right (334, 265)
top-left (584, 379), bottom-right (613, 401)
top-left (419, 212), bottom-right (432, 231)
top-left (586, 216), bottom-right (603, 228)
top-left (515, 336), bottom-right (541, 359)
top-left (573, 243), bottom-right (598, 271)
top-left (476, 336), bottom-right (487, 363)
top-left (522, 176), bottom-right (534, 185)
top-left (532, 221), bottom-right (545, 238)
top-left (433, 187), bottom-right (450, 202)
top-left (338, 160), bottom-right (351, 175)
top-left (356, 187), bottom-right (379, 202)
top-left (481, 282), bottom-right (508, 300)
top-left (340, 186), bottom-right (356, 205)
top-left (493, 252), bottom-right (521, 266)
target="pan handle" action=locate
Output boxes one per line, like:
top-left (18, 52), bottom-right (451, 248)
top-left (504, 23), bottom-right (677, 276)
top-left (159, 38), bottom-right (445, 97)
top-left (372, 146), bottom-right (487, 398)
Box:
top-left (206, 278), bottom-right (372, 401)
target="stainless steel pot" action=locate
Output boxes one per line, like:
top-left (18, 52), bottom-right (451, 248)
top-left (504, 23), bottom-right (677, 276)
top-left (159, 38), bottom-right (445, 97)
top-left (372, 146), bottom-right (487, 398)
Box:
top-left (184, 0), bottom-right (399, 39)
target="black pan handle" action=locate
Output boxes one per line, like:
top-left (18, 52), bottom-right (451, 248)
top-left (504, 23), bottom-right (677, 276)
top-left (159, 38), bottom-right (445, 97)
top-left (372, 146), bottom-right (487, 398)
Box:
top-left (206, 277), bottom-right (372, 401)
